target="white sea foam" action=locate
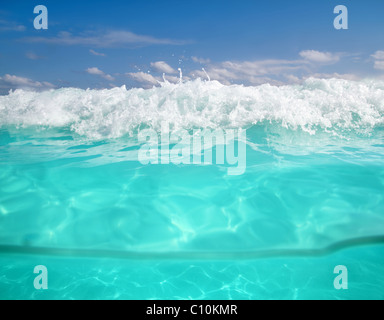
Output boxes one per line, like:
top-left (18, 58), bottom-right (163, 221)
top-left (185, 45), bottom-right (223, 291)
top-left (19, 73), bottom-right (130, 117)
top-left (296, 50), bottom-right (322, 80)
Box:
top-left (0, 78), bottom-right (383, 139)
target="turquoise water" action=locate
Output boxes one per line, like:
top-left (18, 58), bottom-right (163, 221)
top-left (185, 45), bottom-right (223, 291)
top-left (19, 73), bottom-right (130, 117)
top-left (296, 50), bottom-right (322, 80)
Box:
top-left (0, 78), bottom-right (384, 299)
top-left (2, 245), bottom-right (384, 300)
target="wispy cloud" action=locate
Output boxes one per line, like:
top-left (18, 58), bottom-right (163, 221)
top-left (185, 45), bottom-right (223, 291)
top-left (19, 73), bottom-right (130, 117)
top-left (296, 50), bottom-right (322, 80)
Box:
top-left (0, 19), bottom-right (26, 32)
top-left (191, 58), bottom-right (310, 85)
top-left (299, 50), bottom-right (341, 64)
top-left (187, 50), bottom-right (358, 85)
top-left (127, 72), bottom-right (159, 87)
top-left (127, 71), bottom-right (184, 88)
top-left (374, 61), bottom-right (384, 71)
top-left (372, 51), bottom-right (384, 60)
top-left (305, 73), bottom-right (360, 81)
top-left (86, 67), bottom-right (114, 81)
top-left (191, 56), bottom-right (211, 64)
top-left (0, 74), bottom-right (55, 91)
top-left (25, 52), bottom-right (44, 60)
top-left (23, 30), bottom-right (186, 48)
top-left (150, 61), bottom-right (177, 74)
top-left (89, 49), bottom-right (106, 57)
top-left (124, 49), bottom-right (361, 88)
top-left (372, 51), bottom-right (384, 70)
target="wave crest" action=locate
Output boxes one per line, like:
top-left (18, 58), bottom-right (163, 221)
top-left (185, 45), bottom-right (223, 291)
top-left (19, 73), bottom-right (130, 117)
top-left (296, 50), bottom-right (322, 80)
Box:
top-left (1, 78), bottom-right (383, 139)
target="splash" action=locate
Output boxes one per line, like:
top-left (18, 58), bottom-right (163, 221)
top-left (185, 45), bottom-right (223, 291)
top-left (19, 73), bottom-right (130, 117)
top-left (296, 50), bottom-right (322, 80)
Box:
top-left (0, 78), bottom-right (383, 140)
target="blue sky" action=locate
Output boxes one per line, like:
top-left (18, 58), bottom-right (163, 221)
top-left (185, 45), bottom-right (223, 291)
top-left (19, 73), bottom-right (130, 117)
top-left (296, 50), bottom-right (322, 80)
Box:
top-left (1, 0), bottom-right (384, 93)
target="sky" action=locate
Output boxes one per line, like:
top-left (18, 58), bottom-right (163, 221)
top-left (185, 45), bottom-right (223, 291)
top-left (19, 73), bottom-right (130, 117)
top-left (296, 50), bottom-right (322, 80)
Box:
top-left (0, 0), bottom-right (384, 93)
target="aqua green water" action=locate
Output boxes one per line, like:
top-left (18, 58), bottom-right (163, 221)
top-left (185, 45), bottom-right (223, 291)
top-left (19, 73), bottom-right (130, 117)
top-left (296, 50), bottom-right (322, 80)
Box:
top-left (0, 244), bottom-right (384, 300)
top-left (0, 79), bottom-right (384, 299)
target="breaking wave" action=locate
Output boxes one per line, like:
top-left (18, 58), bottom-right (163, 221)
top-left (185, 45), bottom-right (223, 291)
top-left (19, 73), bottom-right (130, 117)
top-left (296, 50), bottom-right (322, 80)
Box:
top-left (0, 78), bottom-right (383, 139)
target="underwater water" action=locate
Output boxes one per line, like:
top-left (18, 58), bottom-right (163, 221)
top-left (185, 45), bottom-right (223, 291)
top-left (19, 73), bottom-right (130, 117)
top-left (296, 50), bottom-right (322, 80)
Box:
top-left (0, 78), bottom-right (383, 300)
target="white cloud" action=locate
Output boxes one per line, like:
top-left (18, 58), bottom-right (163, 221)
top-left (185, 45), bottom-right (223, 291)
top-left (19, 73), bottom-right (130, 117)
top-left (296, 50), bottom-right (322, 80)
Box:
top-left (191, 56), bottom-right (211, 64)
top-left (24, 30), bottom-right (185, 48)
top-left (374, 60), bottom-right (384, 71)
top-left (0, 74), bottom-right (55, 90)
top-left (163, 75), bottom-right (181, 83)
top-left (0, 19), bottom-right (26, 32)
top-left (372, 51), bottom-right (384, 60)
top-left (0, 25), bottom-right (26, 32)
top-left (127, 72), bottom-right (159, 86)
top-left (25, 52), bottom-right (43, 60)
top-left (191, 58), bottom-right (309, 85)
top-left (90, 49), bottom-right (106, 57)
top-left (305, 73), bottom-right (360, 81)
top-left (127, 71), bottom-right (186, 87)
top-left (283, 74), bottom-right (301, 84)
top-left (86, 67), bottom-right (114, 81)
top-left (192, 68), bottom-right (234, 85)
top-left (299, 50), bottom-right (340, 64)
top-left (222, 59), bottom-right (307, 76)
top-left (372, 51), bottom-right (384, 70)
top-left (150, 61), bottom-right (177, 74)
top-left (188, 50), bottom-right (350, 86)
top-left (124, 50), bottom-right (358, 89)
